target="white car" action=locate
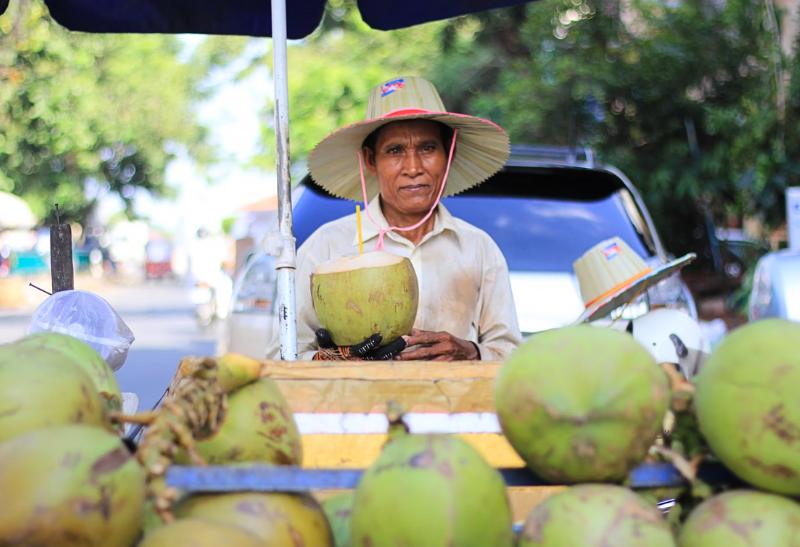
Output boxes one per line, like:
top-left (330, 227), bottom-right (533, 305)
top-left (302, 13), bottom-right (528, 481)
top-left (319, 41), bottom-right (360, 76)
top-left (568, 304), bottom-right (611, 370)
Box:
top-left (218, 252), bottom-right (277, 358)
top-left (749, 249), bottom-right (800, 322)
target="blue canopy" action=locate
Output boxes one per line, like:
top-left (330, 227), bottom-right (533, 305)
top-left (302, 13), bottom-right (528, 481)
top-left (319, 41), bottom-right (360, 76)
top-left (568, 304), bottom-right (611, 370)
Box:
top-left (2, 0), bottom-right (531, 38)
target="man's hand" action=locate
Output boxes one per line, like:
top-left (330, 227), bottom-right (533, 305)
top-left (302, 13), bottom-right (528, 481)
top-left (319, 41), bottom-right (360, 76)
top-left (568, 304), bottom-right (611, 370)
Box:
top-left (398, 329), bottom-right (480, 361)
top-left (313, 329), bottom-right (406, 361)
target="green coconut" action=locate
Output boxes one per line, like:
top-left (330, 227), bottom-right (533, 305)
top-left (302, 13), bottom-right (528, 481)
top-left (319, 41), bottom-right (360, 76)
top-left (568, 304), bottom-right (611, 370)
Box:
top-left (678, 490), bottom-right (800, 546)
top-left (351, 433), bottom-right (514, 547)
top-left (141, 499), bottom-right (164, 537)
top-left (311, 251), bottom-right (419, 346)
top-left (322, 491), bottom-right (354, 547)
top-left (180, 377), bottom-right (302, 465)
top-left (494, 325), bottom-right (669, 483)
top-left (694, 319), bottom-right (800, 495)
top-left (12, 332), bottom-right (123, 413)
top-left (0, 345), bottom-right (109, 442)
top-left (139, 518), bottom-right (263, 547)
top-left (518, 484), bottom-right (676, 546)
top-left (174, 492), bottom-right (334, 546)
top-left (0, 424), bottom-right (146, 547)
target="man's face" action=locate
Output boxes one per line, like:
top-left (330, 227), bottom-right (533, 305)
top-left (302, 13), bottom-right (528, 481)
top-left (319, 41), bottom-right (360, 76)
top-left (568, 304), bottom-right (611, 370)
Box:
top-left (365, 120), bottom-right (448, 218)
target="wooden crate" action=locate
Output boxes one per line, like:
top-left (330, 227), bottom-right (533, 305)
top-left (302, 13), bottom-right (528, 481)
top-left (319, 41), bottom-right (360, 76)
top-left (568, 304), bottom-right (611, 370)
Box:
top-left (261, 360), bottom-right (563, 520)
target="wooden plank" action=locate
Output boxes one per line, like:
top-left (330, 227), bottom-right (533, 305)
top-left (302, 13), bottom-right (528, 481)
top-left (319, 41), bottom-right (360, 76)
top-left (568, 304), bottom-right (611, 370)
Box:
top-left (261, 360), bottom-right (501, 380)
top-left (301, 433), bottom-right (524, 469)
top-left (274, 377), bottom-right (496, 413)
top-left (262, 360), bottom-right (501, 413)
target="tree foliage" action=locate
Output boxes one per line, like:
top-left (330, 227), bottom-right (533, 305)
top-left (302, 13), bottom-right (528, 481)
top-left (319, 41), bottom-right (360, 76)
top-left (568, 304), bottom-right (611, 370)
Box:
top-left (0, 1), bottom-right (212, 222)
top-left (245, 0), bottom-right (446, 170)
top-left (432, 0), bottom-right (799, 249)
top-left (4, 0), bottom-right (795, 251)
top-left (231, 0), bottom-right (797, 252)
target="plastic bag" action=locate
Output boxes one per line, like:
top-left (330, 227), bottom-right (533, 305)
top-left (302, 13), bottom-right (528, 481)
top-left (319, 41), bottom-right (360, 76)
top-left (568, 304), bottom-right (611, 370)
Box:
top-left (28, 289), bottom-right (135, 371)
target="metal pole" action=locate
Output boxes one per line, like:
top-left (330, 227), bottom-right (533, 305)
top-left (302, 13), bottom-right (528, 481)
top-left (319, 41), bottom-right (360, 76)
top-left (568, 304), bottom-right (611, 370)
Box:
top-left (49, 204), bottom-right (74, 293)
top-left (271, 0), bottom-right (297, 360)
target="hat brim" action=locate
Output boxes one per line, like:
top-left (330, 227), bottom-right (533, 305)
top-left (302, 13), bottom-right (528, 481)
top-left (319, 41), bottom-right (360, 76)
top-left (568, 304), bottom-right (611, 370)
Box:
top-left (578, 253), bottom-right (697, 323)
top-left (308, 111), bottom-right (510, 202)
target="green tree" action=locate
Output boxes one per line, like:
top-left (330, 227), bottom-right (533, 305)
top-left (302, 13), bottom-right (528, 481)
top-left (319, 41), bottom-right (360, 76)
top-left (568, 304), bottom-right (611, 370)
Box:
top-left (433, 0), bottom-right (799, 250)
top-left (0, 1), bottom-right (213, 222)
top-left (227, 0), bottom-right (445, 170)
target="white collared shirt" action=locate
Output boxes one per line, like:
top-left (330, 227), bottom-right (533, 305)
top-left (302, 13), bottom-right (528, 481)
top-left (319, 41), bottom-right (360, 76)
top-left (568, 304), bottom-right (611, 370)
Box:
top-left (267, 196), bottom-right (522, 360)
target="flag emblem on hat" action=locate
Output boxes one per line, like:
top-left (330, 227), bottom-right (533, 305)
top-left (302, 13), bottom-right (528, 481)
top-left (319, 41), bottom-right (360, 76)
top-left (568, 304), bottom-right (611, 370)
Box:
top-left (380, 78), bottom-right (405, 97)
top-left (602, 242), bottom-right (621, 260)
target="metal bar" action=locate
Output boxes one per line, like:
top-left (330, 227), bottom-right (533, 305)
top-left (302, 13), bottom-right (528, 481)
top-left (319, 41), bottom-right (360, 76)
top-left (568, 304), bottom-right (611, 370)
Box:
top-left (167, 466), bottom-right (364, 492)
top-left (50, 206), bottom-right (74, 293)
top-left (271, 0), bottom-right (298, 361)
top-left (166, 462), bottom-right (736, 493)
top-left (626, 462), bottom-right (684, 488)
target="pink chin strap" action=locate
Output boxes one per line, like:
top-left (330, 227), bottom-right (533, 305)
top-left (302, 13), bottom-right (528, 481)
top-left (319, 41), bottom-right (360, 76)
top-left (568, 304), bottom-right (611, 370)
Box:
top-left (356, 128), bottom-right (458, 251)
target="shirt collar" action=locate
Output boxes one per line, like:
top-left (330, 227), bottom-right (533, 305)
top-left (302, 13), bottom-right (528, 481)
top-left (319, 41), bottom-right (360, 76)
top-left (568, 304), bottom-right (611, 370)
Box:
top-left (351, 195), bottom-right (457, 246)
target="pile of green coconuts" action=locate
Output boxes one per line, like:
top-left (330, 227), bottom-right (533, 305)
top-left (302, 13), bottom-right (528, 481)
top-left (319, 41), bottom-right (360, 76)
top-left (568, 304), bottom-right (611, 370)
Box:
top-left (1, 317), bottom-right (798, 546)
top-left (324, 319), bottom-right (800, 547)
top-left (0, 334), bottom-right (330, 546)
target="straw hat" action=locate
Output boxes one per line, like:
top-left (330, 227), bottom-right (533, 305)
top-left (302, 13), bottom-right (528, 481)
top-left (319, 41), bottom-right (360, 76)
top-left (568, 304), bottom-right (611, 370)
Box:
top-left (308, 76), bottom-right (510, 201)
top-left (574, 237), bottom-right (696, 323)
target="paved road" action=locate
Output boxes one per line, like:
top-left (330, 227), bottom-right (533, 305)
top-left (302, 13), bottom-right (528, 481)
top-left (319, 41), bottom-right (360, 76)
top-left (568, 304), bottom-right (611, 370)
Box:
top-left (0, 279), bottom-right (217, 413)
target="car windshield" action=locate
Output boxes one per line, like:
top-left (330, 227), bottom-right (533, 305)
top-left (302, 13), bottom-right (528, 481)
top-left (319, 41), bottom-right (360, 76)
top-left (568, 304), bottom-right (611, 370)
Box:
top-left (293, 176), bottom-right (653, 273)
top-left (443, 192), bottom-right (652, 272)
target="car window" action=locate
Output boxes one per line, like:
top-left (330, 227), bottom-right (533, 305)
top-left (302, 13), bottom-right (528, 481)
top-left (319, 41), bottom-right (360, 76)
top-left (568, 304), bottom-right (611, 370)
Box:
top-left (444, 190), bottom-right (653, 272)
top-left (232, 254), bottom-right (277, 312)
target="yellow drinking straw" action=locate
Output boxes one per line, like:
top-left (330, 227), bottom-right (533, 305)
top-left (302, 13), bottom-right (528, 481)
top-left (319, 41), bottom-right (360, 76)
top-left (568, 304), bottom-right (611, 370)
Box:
top-left (356, 204), bottom-right (364, 255)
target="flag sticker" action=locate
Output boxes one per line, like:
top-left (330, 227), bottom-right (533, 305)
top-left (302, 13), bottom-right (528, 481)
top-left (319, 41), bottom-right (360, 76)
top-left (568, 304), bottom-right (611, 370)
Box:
top-left (381, 78), bottom-right (405, 97)
top-left (602, 242), bottom-right (621, 260)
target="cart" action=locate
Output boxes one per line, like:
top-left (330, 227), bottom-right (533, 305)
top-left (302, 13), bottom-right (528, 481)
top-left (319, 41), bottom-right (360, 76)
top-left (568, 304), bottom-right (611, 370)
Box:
top-left (164, 359), bottom-right (735, 521)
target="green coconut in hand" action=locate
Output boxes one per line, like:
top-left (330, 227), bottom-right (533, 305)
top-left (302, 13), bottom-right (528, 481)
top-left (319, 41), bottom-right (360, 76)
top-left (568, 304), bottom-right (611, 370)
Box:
top-left (518, 484), bottom-right (676, 546)
top-left (494, 325), bottom-right (669, 482)
top-left (311, 251), bottom-right (418, 346)
top-left (12, 332), bottom-right (123, 413)
top-left (678, 490), bottom-right (800, 546)
top-left (0, 424), bottom-right (145, 547)
top-left (0, 345), bottom-right (109, 442)
top-left (350, 432), bottom-right (514, 547)
top-left (694, 319), bottom-right (800, 495)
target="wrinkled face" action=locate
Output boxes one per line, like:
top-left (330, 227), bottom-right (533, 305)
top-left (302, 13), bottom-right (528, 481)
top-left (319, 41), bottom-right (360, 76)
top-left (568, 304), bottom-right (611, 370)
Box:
top-left (364, 120), bottom-right (448, 218)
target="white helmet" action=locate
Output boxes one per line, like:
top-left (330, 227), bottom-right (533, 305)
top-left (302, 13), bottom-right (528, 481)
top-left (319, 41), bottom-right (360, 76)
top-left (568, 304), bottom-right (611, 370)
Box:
top-left (629, 308), bottom-right (709, 379)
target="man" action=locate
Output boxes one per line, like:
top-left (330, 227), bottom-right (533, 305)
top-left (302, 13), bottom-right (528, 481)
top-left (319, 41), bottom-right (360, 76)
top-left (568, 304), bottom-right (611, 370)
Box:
top-left (269, 76), bottom-right (521, 361)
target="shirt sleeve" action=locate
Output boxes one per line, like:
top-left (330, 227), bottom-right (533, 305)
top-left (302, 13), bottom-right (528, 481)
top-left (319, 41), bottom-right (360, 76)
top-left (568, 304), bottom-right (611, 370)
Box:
top-left (265, 230), bottom-right (330, 361)
top-left (475, 239), bottom-right (523, 361)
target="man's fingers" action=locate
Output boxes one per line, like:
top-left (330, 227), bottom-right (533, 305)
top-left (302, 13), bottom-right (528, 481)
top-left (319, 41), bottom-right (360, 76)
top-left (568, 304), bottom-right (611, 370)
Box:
top-left (404, 330), bottom-right (448, 347)
top-left (399, 342), bottom-right (450, 361)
